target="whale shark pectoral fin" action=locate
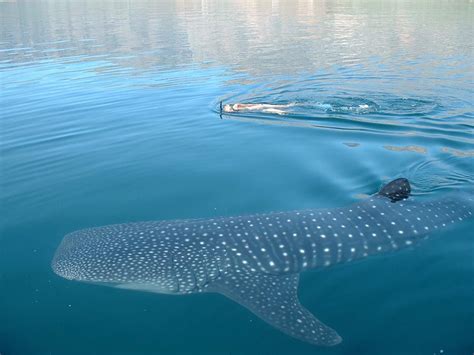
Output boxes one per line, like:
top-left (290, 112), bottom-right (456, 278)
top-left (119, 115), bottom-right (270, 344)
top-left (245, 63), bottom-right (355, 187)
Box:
top-left (378, 177), bottom-right (411, 202)
top-left (206, 271), bottom-right (342, 346)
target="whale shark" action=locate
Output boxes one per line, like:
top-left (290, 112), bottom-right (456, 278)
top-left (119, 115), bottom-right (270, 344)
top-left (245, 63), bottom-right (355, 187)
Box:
top-left (52, 178), bottom-right (473, 346)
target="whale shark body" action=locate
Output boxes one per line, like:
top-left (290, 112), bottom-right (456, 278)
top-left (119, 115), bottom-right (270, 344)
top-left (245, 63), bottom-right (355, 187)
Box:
top-left (52, 179), bottom-right (473, 346)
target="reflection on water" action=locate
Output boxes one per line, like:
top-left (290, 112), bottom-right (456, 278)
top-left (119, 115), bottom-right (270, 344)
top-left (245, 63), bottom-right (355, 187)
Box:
top-left (441, 147), bottom-right (474, 158)
top-left (383, 145), bottom-right (427, 154)
top-left (1, 1), bottom-right (473, 354)
top-left (1, 0), bottom-right (473, 75)
top-left (2, 0), bottom-right (472, 147)
top-left (343, 142), bottom-right (360, 148)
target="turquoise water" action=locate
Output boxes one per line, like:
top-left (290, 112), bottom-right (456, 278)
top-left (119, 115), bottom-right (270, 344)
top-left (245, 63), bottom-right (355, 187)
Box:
top-left (1, 1), bottom-right (473, 354)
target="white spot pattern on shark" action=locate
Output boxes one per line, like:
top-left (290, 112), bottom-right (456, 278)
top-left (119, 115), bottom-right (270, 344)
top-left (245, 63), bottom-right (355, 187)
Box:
top-left (52, 178), bottom-right (473, 346)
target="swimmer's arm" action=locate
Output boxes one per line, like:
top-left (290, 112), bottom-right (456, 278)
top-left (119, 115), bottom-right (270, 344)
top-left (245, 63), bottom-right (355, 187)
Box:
top-left (261, 103), bottom-right (295, 109)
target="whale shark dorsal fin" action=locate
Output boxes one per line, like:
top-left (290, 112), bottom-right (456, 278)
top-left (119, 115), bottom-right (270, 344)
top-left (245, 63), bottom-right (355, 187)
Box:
top-left (206, 270), bottom-right (342, 346)
top-left (377, 178), bottom-right (411, 202)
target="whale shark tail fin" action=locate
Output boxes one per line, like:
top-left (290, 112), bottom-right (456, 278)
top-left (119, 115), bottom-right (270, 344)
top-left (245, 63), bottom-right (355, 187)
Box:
top-left (378, 178), bottom-right (411, 202)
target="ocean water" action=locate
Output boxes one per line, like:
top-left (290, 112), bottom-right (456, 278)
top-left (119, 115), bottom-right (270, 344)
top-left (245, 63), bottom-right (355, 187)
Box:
top-left (1, 1), bottom-right (473, 354)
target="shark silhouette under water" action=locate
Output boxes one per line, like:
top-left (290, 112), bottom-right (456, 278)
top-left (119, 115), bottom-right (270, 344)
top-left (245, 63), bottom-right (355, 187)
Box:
top-left (52, 178), bottom-right (473, 346)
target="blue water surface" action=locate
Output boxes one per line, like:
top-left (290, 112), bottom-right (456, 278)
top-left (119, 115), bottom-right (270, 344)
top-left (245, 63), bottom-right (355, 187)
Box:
top-left (1, 1), bottom-right (473, 354)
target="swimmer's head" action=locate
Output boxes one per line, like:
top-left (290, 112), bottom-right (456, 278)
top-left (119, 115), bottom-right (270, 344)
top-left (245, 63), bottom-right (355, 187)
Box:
top-left (223, 104), bottom-right (234, 112)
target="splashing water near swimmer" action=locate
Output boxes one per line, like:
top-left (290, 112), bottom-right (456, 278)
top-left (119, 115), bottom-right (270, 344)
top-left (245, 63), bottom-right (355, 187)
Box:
top-left (220, 99), bottom-right (375, 117)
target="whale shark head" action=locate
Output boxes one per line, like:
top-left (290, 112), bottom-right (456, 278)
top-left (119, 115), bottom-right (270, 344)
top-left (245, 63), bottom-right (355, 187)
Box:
top-left (52, 225), bottom-right (184, 293)
top-left (52, 222), bottom-right (228, 294)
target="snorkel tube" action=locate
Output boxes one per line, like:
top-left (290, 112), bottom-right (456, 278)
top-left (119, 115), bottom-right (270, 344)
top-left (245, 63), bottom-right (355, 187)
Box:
top-left (219, 101), bottom-right (223, 118)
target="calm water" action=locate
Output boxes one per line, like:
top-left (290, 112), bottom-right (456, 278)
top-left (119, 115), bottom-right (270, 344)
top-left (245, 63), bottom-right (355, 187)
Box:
top-left (1, 1), bottom-right (473, 354)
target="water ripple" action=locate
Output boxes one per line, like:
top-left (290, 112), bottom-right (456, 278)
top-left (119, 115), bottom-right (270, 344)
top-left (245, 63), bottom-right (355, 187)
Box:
top-left (218, 82), bottom-right (473, 144)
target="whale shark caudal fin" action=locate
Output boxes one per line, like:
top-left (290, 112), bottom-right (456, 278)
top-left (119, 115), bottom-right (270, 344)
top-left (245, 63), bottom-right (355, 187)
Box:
top-left (206, 270), bottom-right (342, 346)
top-left (377, 178), bottom-right (411, 202)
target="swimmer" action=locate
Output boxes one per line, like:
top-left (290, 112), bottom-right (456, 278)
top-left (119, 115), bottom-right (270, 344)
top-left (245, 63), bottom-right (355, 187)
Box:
top-left (222, 102), bottom-right (295, 115)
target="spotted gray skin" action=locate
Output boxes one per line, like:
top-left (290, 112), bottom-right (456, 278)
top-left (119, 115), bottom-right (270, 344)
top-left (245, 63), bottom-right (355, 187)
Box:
top-left (52, 179), bottom-right (473, 346)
